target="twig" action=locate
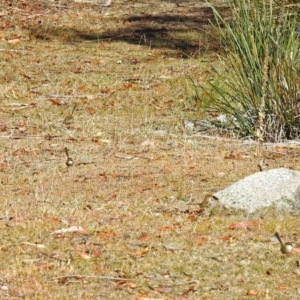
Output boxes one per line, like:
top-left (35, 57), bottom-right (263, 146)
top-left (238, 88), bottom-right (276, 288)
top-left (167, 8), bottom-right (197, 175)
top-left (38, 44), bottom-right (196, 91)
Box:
top-left (0, 49), bottom-right (29, 52)
top-left (52, 275), bottom-right (132, 281)
top-left (40, 252), bottom-right (69, 263)
top-left (0, 135), bottom-right (45, 139)
top-left (191, 134), bottom-right (300, 148)
top-left (84, 33), bottom-right (132, 42)
top-left (166, 280), bottom-right (199, 286)
top-left (44, 93), bottom-right (110, 99)
top-left (11, 106), bottom-right (36, 111)
top-left (192, 134), bottom-right (242, 142)
top-left (52, 5), bottom-right (70, 9)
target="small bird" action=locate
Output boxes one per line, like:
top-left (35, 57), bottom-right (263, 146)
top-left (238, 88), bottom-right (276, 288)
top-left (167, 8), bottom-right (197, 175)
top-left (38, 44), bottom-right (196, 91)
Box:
top-left (64, 147), bottom-right (74, 167)
top-left (275, 232), bottom-right (293, 254)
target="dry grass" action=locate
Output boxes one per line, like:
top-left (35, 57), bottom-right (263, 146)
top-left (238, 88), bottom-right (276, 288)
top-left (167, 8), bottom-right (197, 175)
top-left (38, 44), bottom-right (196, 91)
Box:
top-left (1, 0), bottom-right (300, 299)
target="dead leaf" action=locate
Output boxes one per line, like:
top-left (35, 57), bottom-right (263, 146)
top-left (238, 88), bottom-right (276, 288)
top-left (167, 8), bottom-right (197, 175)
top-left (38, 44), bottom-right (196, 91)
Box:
top-left (275, 284), bottom-right (288, 290)
top-left (8, 38), bottom-right (21, 44)
top-left (93, 250), bottom-right (102, 258)
top-left (79, 84), bottom-right (87, 90)
top-left (227, 221), bottom-right (259, 230)
top-left (291, 248), bottom-right (300, 254)
top-left (134, 247), bottom-right (149, 256)
top-left (275, 146), bottom-right (287, 154)
top-left (137, 298), bottom-right (164, 300)
top-left (34, 264), bottom-right (54, 270)
top-left (97, 231), bottom-right (117, 239)
top-left (182, 285), bottom-right (196, 295)
top-left (246, 289), bottom-right (264, 295)
top-left (48, 99), bottom-right (64, 106)
top-left (221, 235), bottom-right (234, 242)
top-left (13, 148), bottom-right (29, 156)
top-left (117, 281), bottom-right (137, 288)
top-left (140, 235), bottom-right (151, 241)
top-left (78, 252), bottom-right (91, 260)
top-left (186, 208), bottom-right (205, 218)
top-left (86, 106), bottom-right (96, 115)
top-left (100, 88), bottom-right (110, 93)
top-left (160, 226), bottom-right (175, 232)
top-left (0, 124), bottom-right (7, 132)
top-left (194, 236), bottom-right (208, 246)
top-left (46, 216), bottom-right (61, 223)
top-left (122, 83), bottom-right (133, 89)
top-left (224, 152), bottom-right (250, 159)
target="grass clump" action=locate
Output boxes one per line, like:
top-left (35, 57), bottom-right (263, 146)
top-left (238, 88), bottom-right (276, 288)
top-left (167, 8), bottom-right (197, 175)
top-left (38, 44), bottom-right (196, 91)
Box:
top-left (198, 0), bottom-right (300, 142)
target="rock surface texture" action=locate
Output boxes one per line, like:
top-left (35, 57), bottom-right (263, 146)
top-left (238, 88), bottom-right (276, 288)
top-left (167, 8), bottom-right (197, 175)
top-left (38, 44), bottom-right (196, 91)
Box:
top-left (214, 168), bottom-right (300, 213)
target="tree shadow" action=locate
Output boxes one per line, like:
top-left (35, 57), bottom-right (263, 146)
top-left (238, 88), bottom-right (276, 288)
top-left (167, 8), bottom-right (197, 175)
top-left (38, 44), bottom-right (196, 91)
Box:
top-left (29, 1), bottom-right (231, 55)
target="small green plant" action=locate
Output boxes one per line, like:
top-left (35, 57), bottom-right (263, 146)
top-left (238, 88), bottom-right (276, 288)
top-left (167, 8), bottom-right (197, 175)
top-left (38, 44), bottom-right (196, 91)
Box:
top-left (198, 0), bottom-right (300, 142)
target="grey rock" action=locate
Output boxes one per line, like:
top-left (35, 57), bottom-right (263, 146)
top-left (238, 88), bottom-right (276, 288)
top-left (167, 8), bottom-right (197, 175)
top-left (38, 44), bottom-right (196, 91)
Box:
top-left (214, 168), bottom-right (300, 213)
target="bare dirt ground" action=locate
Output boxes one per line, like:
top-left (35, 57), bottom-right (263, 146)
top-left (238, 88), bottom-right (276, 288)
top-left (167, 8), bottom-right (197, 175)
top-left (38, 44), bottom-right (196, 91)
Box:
top-left (1, 0), bottom-right (300, 299)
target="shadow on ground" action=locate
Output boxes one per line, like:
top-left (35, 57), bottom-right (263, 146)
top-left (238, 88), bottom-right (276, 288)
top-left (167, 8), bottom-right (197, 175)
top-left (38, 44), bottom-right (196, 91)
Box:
top-left (27, 0), bottom-right (231, 55)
